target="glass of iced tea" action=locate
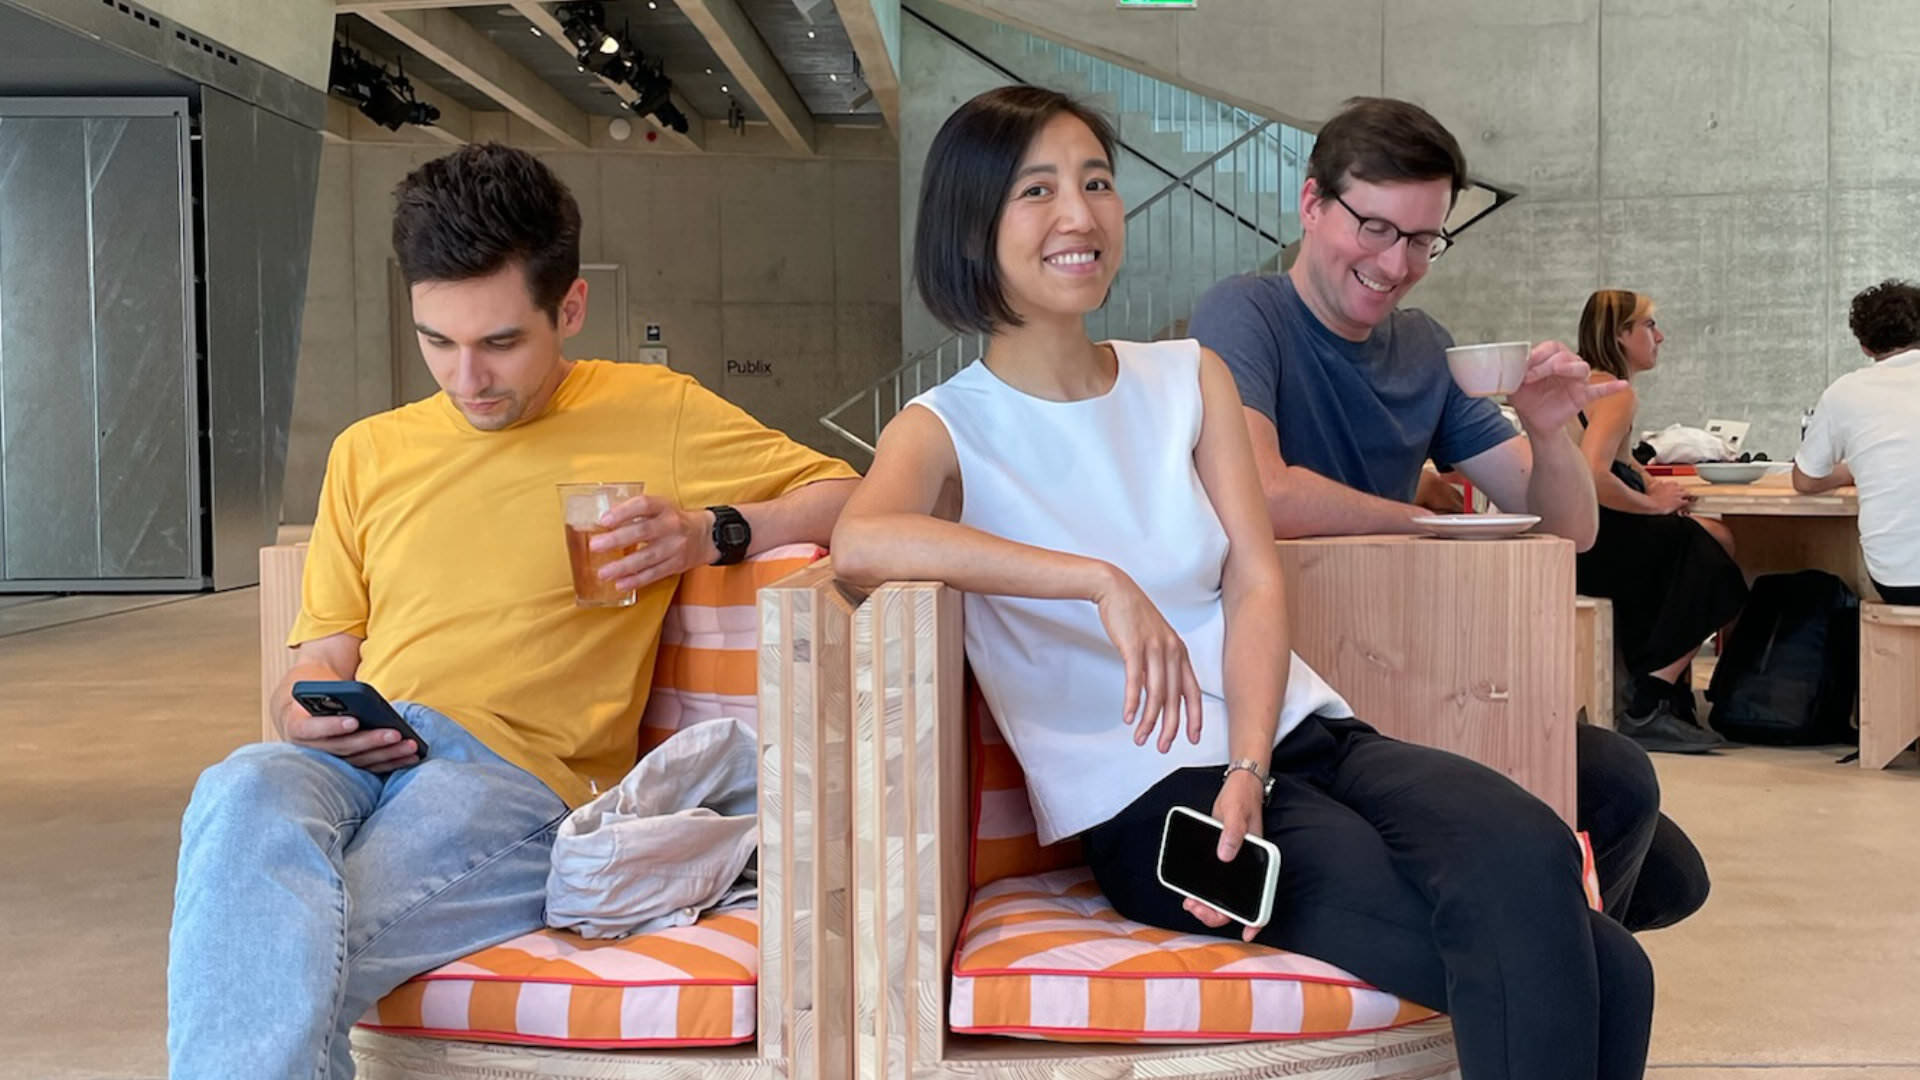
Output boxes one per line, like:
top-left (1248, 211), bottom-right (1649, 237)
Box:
top-left (557, 482), bottom-right (646, 608)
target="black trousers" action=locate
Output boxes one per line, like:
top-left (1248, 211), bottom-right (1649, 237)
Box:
top-left (1083, 714), bottom-right (1653, 1080)
top-left (1872, 578), bottom-right (1920, 606)
top-left (1577, 724), bottom-right (1710, 932)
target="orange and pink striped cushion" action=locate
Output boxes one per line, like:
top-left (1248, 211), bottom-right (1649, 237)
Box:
top-left (951, 868), bottom-right (1437, 1043)
top-left (969, 683), bottom-right (1081, 889)
top-left (638, 544), bottom-right (824, 757)
top-left (360, 909), bottom-right (758, 1048)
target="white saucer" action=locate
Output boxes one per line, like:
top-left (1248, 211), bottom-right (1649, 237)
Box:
top-left (1411, 513), bottom-right (1542, 540)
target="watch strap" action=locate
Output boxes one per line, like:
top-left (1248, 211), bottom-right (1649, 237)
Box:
top-left (707, 505), bottom-right (750, 566)
top-left (1223, 758), bottom-right (1274, 803)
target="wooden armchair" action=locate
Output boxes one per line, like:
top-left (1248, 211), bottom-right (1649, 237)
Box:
top-left (257, 546), bottom-right (860, 1080)
top-left (849, 535), bottom-right (1577, 1079)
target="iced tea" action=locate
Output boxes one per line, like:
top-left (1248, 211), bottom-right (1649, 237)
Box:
top-left (557, 482), bottom-right (646, 608)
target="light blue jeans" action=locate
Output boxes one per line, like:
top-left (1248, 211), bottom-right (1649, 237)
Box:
top-left (167, 704), bottom-right (568, 1080)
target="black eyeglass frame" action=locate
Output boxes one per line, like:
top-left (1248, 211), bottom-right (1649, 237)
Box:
top-left (1330, 191), bottom-right (1454, 263)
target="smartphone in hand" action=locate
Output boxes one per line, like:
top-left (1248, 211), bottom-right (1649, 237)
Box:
top-left (290, 680), bottom-right (431, 763)
top-left (1156, 805), bottom-right (1280, 928)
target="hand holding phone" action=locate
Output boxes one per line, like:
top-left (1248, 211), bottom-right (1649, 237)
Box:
top-left (289, 680), bottom-right (429, 771)
top-left (1157, 806), bottom-right (1280, 934)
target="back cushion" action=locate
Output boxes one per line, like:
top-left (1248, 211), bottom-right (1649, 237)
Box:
top-left (967, 679), bottom-right (1083, 889)
top-left (638, 544), bottom-right (824, 757)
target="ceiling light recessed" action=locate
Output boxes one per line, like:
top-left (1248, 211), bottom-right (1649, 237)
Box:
top-left (648, 1), bottom-right (657, 7)
top-left (807, 30), bottom-right (816, 38)
top-left (828, 73), bottom-right (837, 81)
top-left (529, 26), bottom-right (542, 36)
top-left (705, 67), bottom-right (713, 74)
top-left (720, 84), bottom-right (729, 93)
top-left (598, 35), bottom-right (620, 54)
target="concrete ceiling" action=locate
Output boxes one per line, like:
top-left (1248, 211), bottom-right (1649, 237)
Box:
top-left (337, 0), bottom-right (883, 143)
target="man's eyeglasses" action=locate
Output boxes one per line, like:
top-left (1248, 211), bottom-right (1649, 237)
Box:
top-left (1332, 193), bottom-right (1452, 264)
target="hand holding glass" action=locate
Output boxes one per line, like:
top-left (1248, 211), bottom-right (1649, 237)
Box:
top-left (558, 482), bottom-right (647, 607)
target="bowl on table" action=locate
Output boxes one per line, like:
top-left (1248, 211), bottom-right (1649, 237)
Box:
top-left (1695, 462), bottom-right (1769, 484)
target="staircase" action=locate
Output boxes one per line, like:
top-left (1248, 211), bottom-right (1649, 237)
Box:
top-left (821, 5), bottom-right (1315, 456)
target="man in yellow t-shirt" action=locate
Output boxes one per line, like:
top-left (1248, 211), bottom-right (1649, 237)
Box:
top-left (167, 144), bottom-right (856, 1080)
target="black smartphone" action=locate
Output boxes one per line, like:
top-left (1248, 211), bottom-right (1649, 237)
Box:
top-left (1156, 806), bottom-right (1280, 928)
top-left (290, 680), bottom-right (430, 762)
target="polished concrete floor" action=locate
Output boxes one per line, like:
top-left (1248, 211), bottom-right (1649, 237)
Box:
top-left (1, 591), bottom-right (1916, 1079)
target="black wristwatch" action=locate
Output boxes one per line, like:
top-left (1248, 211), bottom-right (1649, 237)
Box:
top-left (707, 505), bottom-right (751, 566)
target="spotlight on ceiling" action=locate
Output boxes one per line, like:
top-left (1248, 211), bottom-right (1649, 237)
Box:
top-left (555, 5), bottom-right (690, 137)
top-left (328, 40), bottom-right (441, 132)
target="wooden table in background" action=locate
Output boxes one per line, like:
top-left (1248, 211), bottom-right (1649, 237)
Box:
top-left (1680, 478), bottom-right (1872, 599)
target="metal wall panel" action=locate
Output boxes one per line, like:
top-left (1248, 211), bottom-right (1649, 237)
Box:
top-left (199, 88), bottom-right (264, 591)
top-left (0, 98), bottom-right (200, 591)
top-left (200, 87), bottom-right (320, 589)
top-left (0, 0), bottom-right (327, 132)
top-left (252, 103), bottom-right (320, 573)
top-left (89, 113), bottom-right (196, 578)
top-left (0, 117), bottom-right (100, 580)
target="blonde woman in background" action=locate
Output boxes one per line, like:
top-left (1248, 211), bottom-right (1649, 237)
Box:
top-left (1573, 289), bottom-right (1746, 753)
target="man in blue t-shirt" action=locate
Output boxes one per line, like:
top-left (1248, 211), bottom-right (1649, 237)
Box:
top-left (1191, 97), bottom-right (1710, 933)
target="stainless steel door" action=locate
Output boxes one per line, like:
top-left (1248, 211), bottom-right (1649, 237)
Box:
top-left (0, 97), bottom-right (201, 589)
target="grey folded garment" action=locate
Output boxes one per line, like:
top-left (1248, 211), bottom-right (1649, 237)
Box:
top-left (545, 716), bottom-right (759, 939)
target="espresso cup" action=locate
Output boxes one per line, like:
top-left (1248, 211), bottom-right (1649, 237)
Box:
top-left (1445, 342), bottom-right (1532, 398)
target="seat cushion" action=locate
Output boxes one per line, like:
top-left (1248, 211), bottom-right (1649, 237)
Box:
top-left (950, 870), bottom-right (1436, 1044)
top-left (360, 907), bottom-right (758, 1049)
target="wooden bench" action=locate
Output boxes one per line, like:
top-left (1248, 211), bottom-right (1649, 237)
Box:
top-left (1859, 602), bottom-right (1920, 769)
top-left (1575, 596), bottom-right (1615, 730)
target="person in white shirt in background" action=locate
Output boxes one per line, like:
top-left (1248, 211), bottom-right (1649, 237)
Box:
top-left (1794, 279), bottom-right (1920, 606)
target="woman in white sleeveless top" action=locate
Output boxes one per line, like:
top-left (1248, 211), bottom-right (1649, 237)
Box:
top-left (833, 87), bottom-right (1651, 1080)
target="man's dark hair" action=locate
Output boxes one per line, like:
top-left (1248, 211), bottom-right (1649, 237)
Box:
top-left (1848, 279), bottom-right (1920, 358)
top-left (1306, 96), bottom-right (1468, 204)
top-left (391, 143), bottom-right (582, 319)
top-left (913, 85), bottom-right (1119, 335)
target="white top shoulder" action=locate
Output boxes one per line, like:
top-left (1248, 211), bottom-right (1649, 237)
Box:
top-left (911, 339), bottom-right (1349, 843)
top-left (1797, 348), bottom-right (1920, 587)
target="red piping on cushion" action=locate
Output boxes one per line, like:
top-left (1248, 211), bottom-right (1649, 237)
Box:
top-left (403, 973), bottom-right (756, 988)
top-left (355, 1025), bottom-right (753, 1050)
top-left (952, 965), bottom-right (1382, 987)
top-left (947, 1017), bottom-right (1438, 1042)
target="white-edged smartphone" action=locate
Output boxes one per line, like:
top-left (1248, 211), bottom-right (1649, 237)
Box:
top-left (1156, 805), bottom-right (1280, 929)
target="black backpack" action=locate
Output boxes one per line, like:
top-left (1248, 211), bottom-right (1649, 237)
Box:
top-left (1706, 571), bottom-right (1860, 745)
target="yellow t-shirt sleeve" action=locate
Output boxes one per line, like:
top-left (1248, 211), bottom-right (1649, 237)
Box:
top-left (671, 378), bottom-right (858, 508)
top-left (288, 428), bottom-right (371, 646)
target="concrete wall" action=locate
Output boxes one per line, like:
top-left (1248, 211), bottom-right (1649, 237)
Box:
top-left (286, 141), bottom-right (899, 522)
top-left (938, 0), bottom-right (1381, 129)
top-left (946, 0), bottom-right (1920, 459)
top-left (140, 0), bottom-right (334, 89)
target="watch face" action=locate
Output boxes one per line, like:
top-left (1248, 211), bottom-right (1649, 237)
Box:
top-left (721, 522), bottom-right (750, 545)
